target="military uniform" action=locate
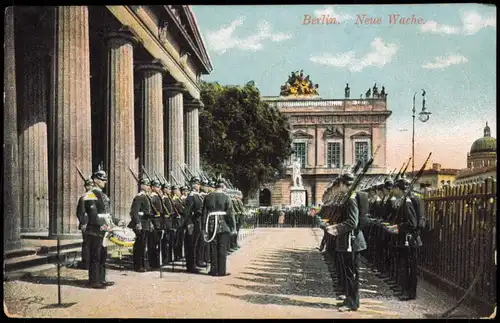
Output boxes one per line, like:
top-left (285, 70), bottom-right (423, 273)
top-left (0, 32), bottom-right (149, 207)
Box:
top-left (128, 179), bottom-right (153, 272)
top-left (171, 186), bottom-right (185, 261)
top-left (148, 180), bottom-right (163, 269)
top-left (160, 183), bottom-right (175, 263)
top-left (182, 178), bottom-right (204, 273)
top-left (80, 170), bottom-right (118, 288)
top-left (392, 178), bottom-right (422, 300)
top-left (330, 173), bottom-right (367, 312)
top-left (76, 178), bottom-right (94, 270)
top-left (203, 184), bottom-right (236, 276)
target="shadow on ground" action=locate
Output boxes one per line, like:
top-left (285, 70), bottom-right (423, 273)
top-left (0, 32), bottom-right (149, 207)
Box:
top-left (227, 248), bottom-right (336, 300)
top-left (217, 292), bottom-right (341, 310)
top-left (17, 274), bottom-right (89, 288)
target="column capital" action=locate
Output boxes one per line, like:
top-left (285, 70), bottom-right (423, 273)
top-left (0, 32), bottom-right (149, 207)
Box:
top-left (134, 59), bottom-right (165, 74)
top-left (104, 26), bottom-right (138, 46)
top-left (163, 82), bottom-right (187, 95)
top-left (184, 98), bottom-right (204, 109)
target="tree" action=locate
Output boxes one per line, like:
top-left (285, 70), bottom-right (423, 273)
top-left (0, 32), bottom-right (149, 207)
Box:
top-left (199, 81), bottom-right (293, 197)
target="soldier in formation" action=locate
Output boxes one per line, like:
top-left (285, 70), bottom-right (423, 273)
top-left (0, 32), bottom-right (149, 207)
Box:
top-left (76, 177), bottom-right (95, 270)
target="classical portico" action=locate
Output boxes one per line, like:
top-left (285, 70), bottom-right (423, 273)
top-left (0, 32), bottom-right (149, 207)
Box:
top-left (4, 5), bottom-right (212, 249)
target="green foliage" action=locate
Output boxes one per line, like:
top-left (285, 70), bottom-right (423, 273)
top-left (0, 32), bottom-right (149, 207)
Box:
top-left (199, 81), bottom-right (293, 196)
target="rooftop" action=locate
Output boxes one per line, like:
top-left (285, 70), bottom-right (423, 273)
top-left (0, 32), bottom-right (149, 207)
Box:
top-left (455, 165), bottom-right (497, 179)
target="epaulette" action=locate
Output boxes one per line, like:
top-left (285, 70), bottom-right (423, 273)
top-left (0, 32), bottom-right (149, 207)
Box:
top-left (406, 197), bottom-right (412, 203)
top-left (84, 191), bottom-right (98, 201)
top-left (138, 191), bottom-right (146, 196)
top-left (151, 192), bottom-right (158, 196)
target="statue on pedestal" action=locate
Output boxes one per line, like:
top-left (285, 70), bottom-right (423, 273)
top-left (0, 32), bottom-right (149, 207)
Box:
top-left (280, 70), bottom-right (319, 96)
top-left (372, 83), bottom-right (379, 98)
top-left (345, 83), bottom-right (350, 98)
top-left (292, 158), bottom-right (303, 187)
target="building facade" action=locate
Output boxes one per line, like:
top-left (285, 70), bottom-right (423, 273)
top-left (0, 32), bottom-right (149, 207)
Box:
top-left (4, 6), bottom-right (212, 251)
top-left (409, 163), bottom-right (460, 189)
top-left (454, 122), bottom-right (497, 185)
top-left (259, 73), bottom-right (392, 206)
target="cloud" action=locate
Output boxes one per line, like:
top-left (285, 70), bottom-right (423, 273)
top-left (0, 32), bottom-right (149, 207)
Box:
top-left (313, 5), bottom-right (354, 22)
top-left (422, 54), bottom-right (468, 69)
top-left (310, 38), bottom-right (399, 72)
top-left (420, 10), bottom-right (496, 35)
top-left (205, 17), bottom-right (292, 55)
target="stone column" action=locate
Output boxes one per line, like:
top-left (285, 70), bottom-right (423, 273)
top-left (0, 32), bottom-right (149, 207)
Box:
top-left (19, 41), bottom-right (50, 233)
top-left (135, 61), bottom-right (164, 175)
top-left (4, 7), bottom-right (22, 250)
top-left (49, 6), bottom-right (92, 236)
top-left (104, 28), bottom-right (137, 222)
top-left (164, 83), bottom-right (186, 183)
top-left (184, 98), bottom-right (203, 175)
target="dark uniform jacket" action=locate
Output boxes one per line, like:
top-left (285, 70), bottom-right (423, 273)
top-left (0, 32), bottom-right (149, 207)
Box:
top-left (183, 191), bottom-right (204, 228)
top-left (202, 191), bottom-right (236, 234)
top-left (171, 195), bottom-right (185, 229)
top-left (150, 192), bottom-right (163, 230)
top-left (128, 191), bottom-right (153, 231)
top-left (79, 188), bottom-right (117, 238)
top-left (394, 197), bottom-right (423, 247)
top-left (335, 193), bottom-right (367, 252)
top-left (161, 194), bottom-right (174, 230)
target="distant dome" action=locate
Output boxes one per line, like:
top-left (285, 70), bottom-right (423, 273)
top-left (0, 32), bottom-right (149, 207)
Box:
top-left (470, 122), bottom-right (496, 154)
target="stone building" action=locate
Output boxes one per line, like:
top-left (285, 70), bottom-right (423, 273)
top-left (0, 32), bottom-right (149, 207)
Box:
top-left (454, 122), bottom-right (497, 185)
top-left (409, 163), bottom-right (460, 189)
top-left (4, 6), bottom-right (212, 251)
top-left (259, 74), bottom-right (391, 206)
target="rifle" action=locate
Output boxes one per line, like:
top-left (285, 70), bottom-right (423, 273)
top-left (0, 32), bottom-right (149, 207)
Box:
top-left (74, 163), bottom-right (90, 183)
top-left (140, 165), bottom-right (161, 216)
top-left (127, 164), bottom-right (140, 183)
top-left (394, 161), bottom-right (406, 180)
top-left (401, 157), bottom-right (411, 178)
top-left (329, 145), bottom-right (381, 223)
top-left (170, 172), bottom-right (180, 187)
top-left (400, 153), bottom-right (432, 206)
top-left (177, 163), bottom-right (191, 187)
top-left (351, 159), bottom-right (363, 175)
top-left (182, 163), bottom-right (196, 179)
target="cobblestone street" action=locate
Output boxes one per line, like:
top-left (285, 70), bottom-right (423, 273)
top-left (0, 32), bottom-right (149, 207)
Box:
top-left (4, 228), bottom-right (480, 319)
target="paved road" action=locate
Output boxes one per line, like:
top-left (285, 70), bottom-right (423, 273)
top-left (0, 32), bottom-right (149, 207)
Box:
top-left (3, 228), bottom-right (480, 318)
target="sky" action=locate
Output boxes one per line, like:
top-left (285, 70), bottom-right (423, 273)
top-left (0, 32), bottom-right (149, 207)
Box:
top-left (191, 4), bottom-right (496, 171)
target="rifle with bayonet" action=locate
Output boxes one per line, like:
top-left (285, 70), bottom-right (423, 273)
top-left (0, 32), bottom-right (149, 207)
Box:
top-left (401, 157), bottom-right (411, 178)
top-left (329, 145), bottom-right (381, 224)
top-left (74, 163), bottom-right (91, 184)
top-left (140, 166), bottom-right (161, 216)
top-left (177, 163), bottom-right (191, 188)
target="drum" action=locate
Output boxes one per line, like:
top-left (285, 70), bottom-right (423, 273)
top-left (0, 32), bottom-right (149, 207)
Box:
top-left (109, 227), bottom-right (136, 248)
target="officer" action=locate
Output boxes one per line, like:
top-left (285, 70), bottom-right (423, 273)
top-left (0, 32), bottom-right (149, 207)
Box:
top-left (80, 169), bottom-right (117, 288)
top-left (128, 178), bottom-right (152, 272)
top-left (76, 177), bottom-right (94, 270)
top-left (148, 179), bottom-right (163, 269)
top-left (160, 181), bottom-right (175, 263)
top-left (327, 172), bottom-right (366, 312)
top-left (385, 177), bottom-right (422, 301)
top-left (182, 177), bottom-right (204, 273)
top-left (203, 178), bottom-right (237, 276)
top-left (171, 184), bottom-right (185, 262)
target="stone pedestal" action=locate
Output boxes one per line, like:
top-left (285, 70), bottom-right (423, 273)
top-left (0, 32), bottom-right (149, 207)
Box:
top-left (164, 83), bottom-right (186, 183)
top-left (290, 186), bottom-right (306, 207)
top-left (104, 28), bottom-right (137, 222)
top-left (19, 41), bottom-right (50, 233)
top-left (49, 6), bottom-right (92, 235)
top-left (136, 60), bottom-right (164, 174)
top-left (4, 6), bottom-right (22, 251)
top-left (184, 99), bottom-right (202, 175)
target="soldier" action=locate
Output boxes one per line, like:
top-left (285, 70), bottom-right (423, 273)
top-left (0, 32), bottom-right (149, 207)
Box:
top-left (76, 178), bottom-right (94, 270)
top-left (327, 172), bottom-right (367, 312)
top-left (180, 186), bottom-right (189, 201)
top-left (171, 184), bottom-right (185, 262)
top-left (160, 181), bottom-right (175, 263)
top-left (148, 179), bottom-right (163, 269)
top-left (202, 178), bottom-right (237, 276)
top-left (182, 177), bottom-right (204, 273)
top-left (80, 170), bottom-right (117, 288)
top-left (128, 178), bottom-right (153, 272)
top-left (385, 177), bottom-right (422, 301)
top-left (198, 178), bottom-right (211, 264)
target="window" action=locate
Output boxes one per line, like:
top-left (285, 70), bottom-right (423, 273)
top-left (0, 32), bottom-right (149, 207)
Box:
top-left (326, 142), bottom-right (341, 168)
top-left (293, 142), bottom-right (307, 168)
top-left (354, 141), bottom-right (370, 164)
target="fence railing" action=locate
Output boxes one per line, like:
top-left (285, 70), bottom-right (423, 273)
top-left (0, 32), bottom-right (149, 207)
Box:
top-left (250, 207), bottom-right (314, 228)
top-left (420, 178), bottom-right (497, 313)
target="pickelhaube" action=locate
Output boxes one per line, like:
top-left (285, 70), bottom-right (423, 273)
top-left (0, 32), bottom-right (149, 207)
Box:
top-left (189, 177), bottom-right (201, 184)
top-left (209, 180), bottom-right (216, 187)
top-left (171, 184), bottom-right (179, 190)
top-left (180, 186), bottom-right (187, 191)
top-left (161, 181), bottom-right (171, 189)
top-left (201, 178), bottom-right (209, 186)
top-left (384, 177), bottom-right (394, 189)
top-left (394, 177), bottom-right (410, 190)
top-left (339, 172), bottom-right (355, 184)
top-left (92, 170), bottom-right (107, 181)
top-left (150, 179), bottom-right (161, 188)
top-left (140, 177), bottom-right (151, 186)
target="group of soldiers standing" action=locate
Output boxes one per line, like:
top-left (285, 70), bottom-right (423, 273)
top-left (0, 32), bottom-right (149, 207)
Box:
top-left (76, 168), bottom-right (246, 289)
top-left (314, 166), bottom-right (425, 312)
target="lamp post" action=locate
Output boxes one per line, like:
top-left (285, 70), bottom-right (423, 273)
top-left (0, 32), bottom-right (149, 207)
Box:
top-left (412, 89), bottom-right (432, 175)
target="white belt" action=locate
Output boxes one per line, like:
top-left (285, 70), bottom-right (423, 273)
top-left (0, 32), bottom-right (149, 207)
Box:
top-left (98, 213), bottom-right (110, 217)
top-left (208, 211), bottom-right (226, 216)
top-left (138, 212), bottom-right (144, 216)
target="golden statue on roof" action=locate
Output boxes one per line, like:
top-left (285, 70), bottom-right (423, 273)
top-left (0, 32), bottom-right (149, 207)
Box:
top-left (280, 70), bottom-right (319, 96)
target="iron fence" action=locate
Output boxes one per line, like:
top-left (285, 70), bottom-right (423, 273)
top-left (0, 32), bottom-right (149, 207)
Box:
top-left (420, 178), bottom-right (496, 312)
